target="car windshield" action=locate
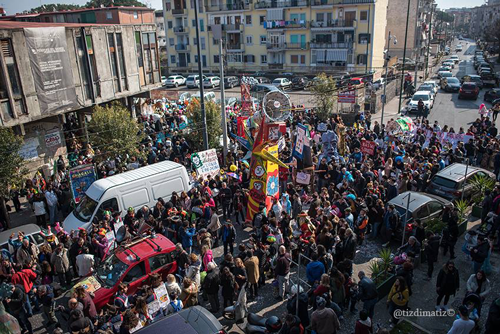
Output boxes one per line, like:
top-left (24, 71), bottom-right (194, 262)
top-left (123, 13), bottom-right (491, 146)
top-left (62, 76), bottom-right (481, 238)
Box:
top-left (413, 95), bottom-right (429, 101)
top-left (432, 176), bottom-right (458, 189)
top-left (74, 195), bottom-right (98, 222)
top-left (419, 85), bottom-right (432, 90)
top-left (168, 76), bottom-right (176, 80)
top-left (96, 254), bottom-right (128, 287)
top-left (463, 84), bottom-right (476, 89)
top-left (272, 79), bottom-right (281, 84)
top-left (442, 72), bottom-right (453, 77)
top-left (447, 78), bottom-right (459, 84)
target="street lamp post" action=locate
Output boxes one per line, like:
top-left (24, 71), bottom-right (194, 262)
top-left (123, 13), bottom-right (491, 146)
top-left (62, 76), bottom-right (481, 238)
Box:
top-left (381, 31), bottom-right (397, 126)
top-left (424, 4), bottom-right (435, 80)
top-left (397, 0), bottom-right (412, 115)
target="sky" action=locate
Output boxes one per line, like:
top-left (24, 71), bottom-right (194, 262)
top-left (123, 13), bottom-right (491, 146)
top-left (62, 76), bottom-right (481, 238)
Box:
top-left (2, 0), bottom-right (479, 16)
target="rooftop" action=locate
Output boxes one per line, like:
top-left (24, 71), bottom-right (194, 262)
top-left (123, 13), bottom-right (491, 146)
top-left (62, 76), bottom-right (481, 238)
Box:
top-left (0, 20), bottom-right (153, 29)
top-left (4, 5), bottom-right (154, 18)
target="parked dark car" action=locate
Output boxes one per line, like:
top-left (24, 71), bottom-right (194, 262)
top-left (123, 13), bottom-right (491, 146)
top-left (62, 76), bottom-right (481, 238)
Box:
top-left (291, 77), bottom-right (310, 90)
top-left (458, 82), bottom-right (479, 100)
top-left (388, 191), bottom-right (451, 225)
top-left (461, 74), bottom-right (483, 89)
top-left (223, 76), bottom-right (240, 88)
top-left (426, 163), bottom-right (495, 201)
top-left (484, 88), bottom-right (500, 102)
top-left (255, 76), bottom-right (271, 84)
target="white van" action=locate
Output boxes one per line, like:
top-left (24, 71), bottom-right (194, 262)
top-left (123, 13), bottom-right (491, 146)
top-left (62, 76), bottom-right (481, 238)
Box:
top-left (62, 161), bottom-right (191, 232)
top-left (191, 91), bottom-right (216, 102)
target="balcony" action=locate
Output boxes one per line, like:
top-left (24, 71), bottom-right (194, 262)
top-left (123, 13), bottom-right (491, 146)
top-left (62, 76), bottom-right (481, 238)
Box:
top-left (173, 26), bottom-right (190, 34)
top-left (254, 0), bottom-right (309, 9)
top-left (310, 42), bottom-right (353, 49)
top-left (172, 8), bottom-right (187, 16)
top-left (175, 44), bottom-right (191, 52)
top-left (205, 2), bottom-right (250, 12)
top-left (265, 21), bottom-right (309, 29)
top-left (310, 19), bottom-right (355, 29)
top-left (226, 43), bottom-right (245, 52)
top-left (286, 42), bottom-right (309, 50)
top-left (311, 0), bottom-right (334, 6)
top-left (266, 43), bottom-right (286, 51)
top-left (224, 23), bottom-right (243, 32)
top-left (268, 63), bottom-right (284, 69)
top-left (333, 0), bottom-right (375, 4)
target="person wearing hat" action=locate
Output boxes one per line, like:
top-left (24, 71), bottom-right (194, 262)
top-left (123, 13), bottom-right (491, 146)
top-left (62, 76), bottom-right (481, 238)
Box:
top-left (311, 296), bottom-right (341, 334)
top-left (448, 305), bottom-right (475, 334)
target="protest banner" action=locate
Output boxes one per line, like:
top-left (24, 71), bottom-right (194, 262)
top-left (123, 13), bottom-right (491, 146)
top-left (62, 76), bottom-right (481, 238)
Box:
top-left (154, 284), bottom-right (170, 309)
top-left (192, 149), bottom-right (220, 179)
top-left (360, 140), bottom-right (376, 155)
top-left (69, 164), bottom-right (97, 203)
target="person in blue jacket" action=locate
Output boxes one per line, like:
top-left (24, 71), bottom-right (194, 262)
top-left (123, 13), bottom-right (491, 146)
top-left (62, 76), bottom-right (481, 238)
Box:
top-left (180, 222), bottom-right (196, 254)
top-left (306, 253), bottom-right (325, 285)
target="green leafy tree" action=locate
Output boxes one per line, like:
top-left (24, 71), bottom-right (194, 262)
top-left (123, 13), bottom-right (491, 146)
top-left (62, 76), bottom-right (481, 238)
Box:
top-left (29, 4), bottom-right (82, 13)
top-left (310, 73), bottom-right (337, 121)
top-left (85, 0), bottom-right (147, 7)
top-left (88, 102), bottom-right (144, 164)
top-left (185, 99), bottom-right (222, 151)
top-left (0, 128), bottom-right (27, 228)
top-left (436, 10), bottom-right (454, 23)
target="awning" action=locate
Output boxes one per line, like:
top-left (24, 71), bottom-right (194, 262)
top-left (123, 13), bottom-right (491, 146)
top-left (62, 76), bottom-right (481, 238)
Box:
top-left (267, 8), bottom-right (284, 20)
top-left (316, 51), bottom-right (325, 62)
top-left (326, 50), bottom-right (348, 61)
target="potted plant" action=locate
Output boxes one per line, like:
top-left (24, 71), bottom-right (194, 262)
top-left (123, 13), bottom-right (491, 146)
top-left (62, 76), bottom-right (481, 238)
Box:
top-left (455, 199), bottom-right (469, 236)
top-left (469, 174), bottom-right (496, 217)
top-left (370, 248), bottom-right (396, 300)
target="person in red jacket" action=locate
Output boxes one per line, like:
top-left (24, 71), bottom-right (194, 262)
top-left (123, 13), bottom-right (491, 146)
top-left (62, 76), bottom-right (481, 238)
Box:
top-left (11, 263), bottom-right (39, 316)
top-left (354, 310), bottom-right (373, 334)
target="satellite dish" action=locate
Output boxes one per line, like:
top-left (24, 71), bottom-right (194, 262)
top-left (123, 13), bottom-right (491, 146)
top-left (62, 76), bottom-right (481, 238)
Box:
top-left (262, 91), bottom-right (291, 122)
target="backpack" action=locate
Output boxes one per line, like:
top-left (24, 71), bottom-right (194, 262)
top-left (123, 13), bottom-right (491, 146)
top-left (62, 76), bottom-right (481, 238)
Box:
top-left (170, 300), bottom-right (182, 313)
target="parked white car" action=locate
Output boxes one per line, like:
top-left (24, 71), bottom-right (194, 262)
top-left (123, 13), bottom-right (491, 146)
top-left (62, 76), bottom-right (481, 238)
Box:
top-left (372, 78), bottom-right (385, 90)
top-left (165, 75), bottom-right (186, 87)
top-left (423, 81), bottom-right (439, 95)
top-left (408, 91), bottom-right (434, 113)
top-left (203, 76), bottom-right (221, 88)
top-left (449, 55), bottom-right (460, 64)
top-left (272, 78), bottom-right (292, 90)
top-left (186, 75), bottom-right (206, 88)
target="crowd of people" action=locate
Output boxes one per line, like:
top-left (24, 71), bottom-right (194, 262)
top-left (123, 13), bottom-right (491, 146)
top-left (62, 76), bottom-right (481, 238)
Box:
top-left (1, 93), bottom-right (500, 334)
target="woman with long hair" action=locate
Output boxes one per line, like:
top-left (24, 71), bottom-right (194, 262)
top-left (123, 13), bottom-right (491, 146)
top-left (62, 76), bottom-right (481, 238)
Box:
top-left (387, 276), bottom-right (409, 325)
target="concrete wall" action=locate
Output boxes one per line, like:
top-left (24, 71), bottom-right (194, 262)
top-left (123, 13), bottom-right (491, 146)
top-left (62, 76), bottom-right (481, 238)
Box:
top-left (385, 0), bottom-right (418, 59)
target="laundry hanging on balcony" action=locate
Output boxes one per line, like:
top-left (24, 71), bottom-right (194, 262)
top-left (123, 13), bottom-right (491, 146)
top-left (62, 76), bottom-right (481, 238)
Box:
top-left (263, 20), bottom-right (306, 28)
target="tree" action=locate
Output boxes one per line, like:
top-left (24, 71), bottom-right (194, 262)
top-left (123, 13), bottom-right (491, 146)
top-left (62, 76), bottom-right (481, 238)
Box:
top-left (85, 0), bottom-right (147, 7)
top-left (88, 102), bottom-right (144, 164)
top-left (185, 99), bottom-right (222, 151)
top-left (0, 128), bottom-right (27, 229)
top-left (436, 10), bottom-right (454, 23)
top-left (310, 73), bottom-right (337, 121)
top-left (29, 4), bottom-right (82, 13)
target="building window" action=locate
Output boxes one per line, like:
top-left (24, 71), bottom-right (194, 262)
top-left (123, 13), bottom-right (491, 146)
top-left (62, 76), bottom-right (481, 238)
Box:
top-left (259, 15), bottom-right (265, 25)
top-left (169, 38), bottom-right (175, 46)
top-left (214, 55), bottom-right (220, 63)
top-left (261, 54), bottom-right (267, 64)
top-left (357, 54), bottom-right (367, 65)
top-left (260, 35), bottom-right (267, 44)
top-left (213, 38), bottom-right (219, 45)
top-left (142, 32), bottom-right (160, 85)
top-left (168, 21), bottom-right (173, 29)
top-left (86, 35), bottom-right (101, 96)
top-left (106, 11), bottom-right (113, 20)
top-left (244, 55), bottom-right (255, 63)
top-left (201, 37), bottom-right (206, 50)
top-left (290, 54), bottom-right (306, 64)
top-left (246, 15), bottom-right (252, 25)
top-left (195, 55), bottom-right (198, 63)
top-left (200, 19), bottom-right (205, 31)
top-left (358, 33), bottom-right (371, 44)
top-left (0, 39), bottom-right (26, 119)
top-left (192, 19), bottom-right (196, 27)
top-left (107, 33), bottom-right (120, 92)
top-left (193, 38), bottom-right (198, 45)
top-left (115, 33), bottom-right (128, 91)
top-left (246, 35), bottom-right (253, 45)
top-left (171, 55), bottom-right (176, 64)
top-left (202, 55), bottom-right (206, 66)
top-left (75, 35), bottom-right (92, 100)
top-left (133, 11), bottom-right (138, 19)
top-left (360, 10), bottom-right (368, 21)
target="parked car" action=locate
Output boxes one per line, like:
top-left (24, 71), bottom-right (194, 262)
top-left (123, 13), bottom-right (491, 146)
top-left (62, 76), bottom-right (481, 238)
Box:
top-left (441, 77), bottom-right (461, 92)
top-left (458, 82), bottom-right (479, 100)
top-left (250, 83), bottom-right (282, 100)
top-left (161, 76), bottom-right (168, 86)
top-left (417, 84), bottom-right (436, 97)
top-left (186, 75), bottom-right (206, 88)
top-left (291, 77), bottom-right (310, 90)
top-left (449, 55), bottom-right (460, 63)
top-left (223, 76), bottom-right (240, 88)
top-left (423, 81), bottom-right (439, 95)
top-left (484, 88), bottom-right (500, 102)
top-left (165, 75), bottom-right (186, 87)
top-left (438, 71), bottom-right (453, 83)
top-left (372, 78), bottom-right (385, 90)
top-left (481, 72), bottom-right (497, 87)
top-left (438, 66), bottom-right (452, 73)
top-left (0, 224), bottom-right (55, 255)
top-left (255, 76), bottom-right (271, 84)
top-left (203, 76), bottom-right (221, 88)
top-left (442, 60), bottom-right (455, 69)
top-left (79, 234), bottom-right (178, 310)
top-left (137, 306), bottom-right (223, 334)
top-left (388, 191), bottom-right (451, 225)
top-left (427, 163), bottom-right (495, 201)
top-left (191, 91), bottom-right (217, 102)
top-left (461, 74), bottom-right (483, 89)
top-left (272, 78), bottom-right (292, 90)
top-left (408, 91), bottom-right (433, 113)
top-left (456, 44), bottom-right (463, 52)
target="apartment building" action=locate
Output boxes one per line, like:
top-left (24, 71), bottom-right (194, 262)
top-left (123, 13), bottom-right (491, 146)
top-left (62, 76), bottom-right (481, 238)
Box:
top-left (163, 0), bottom-right (388, 75)
top-left (469, 4), bottom-right (500, 40)
top-left (0, 20), bottom-right (161, 174)
top-left (156, 10), bottom-right (167, 50)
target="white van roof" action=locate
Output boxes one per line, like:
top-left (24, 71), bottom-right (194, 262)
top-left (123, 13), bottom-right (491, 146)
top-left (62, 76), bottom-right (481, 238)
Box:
top-left (86, 161), bottom-right (186, 201)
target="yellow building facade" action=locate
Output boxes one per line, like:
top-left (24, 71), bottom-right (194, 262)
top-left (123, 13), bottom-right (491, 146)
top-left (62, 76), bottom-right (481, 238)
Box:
top-left (163, 0), bottom-right (388, 75)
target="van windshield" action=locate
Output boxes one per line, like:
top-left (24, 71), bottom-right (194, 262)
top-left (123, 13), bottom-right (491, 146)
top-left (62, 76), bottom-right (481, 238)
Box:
top-left (74, 195), bottom-right (98, 222)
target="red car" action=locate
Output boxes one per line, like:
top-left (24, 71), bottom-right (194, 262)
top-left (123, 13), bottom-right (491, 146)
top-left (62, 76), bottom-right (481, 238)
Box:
top-left (75, 234), bottom-right (177, 310)
top-left (458, 82), bottom-right (479, 100)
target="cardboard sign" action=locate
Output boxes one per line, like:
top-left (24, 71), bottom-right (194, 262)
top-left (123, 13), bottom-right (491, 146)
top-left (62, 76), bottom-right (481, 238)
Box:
top-left (154, 284), bottom-right (170, 309)
top-left (72, 276), bottom-right (101, 294)
top-left (68, 164), bottom-right (97, 203)
top-left (44, 131), bottom-right (62, 148)
top-left (147, 300), bottom-right (161, 318)
top-left (296, 172), bottom-right (311, 185)
top-left (293, 123), bottom-right (307, 159)
top-left (360, 140), bottom-right (376, 156)
top-left (193, 149), bottom-right (220, 178)
top-left (338, 90), bottom-right (356, 103)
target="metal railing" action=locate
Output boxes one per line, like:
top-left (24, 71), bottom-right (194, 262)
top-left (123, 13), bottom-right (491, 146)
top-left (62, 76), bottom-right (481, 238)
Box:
top-left (266, 43), bottom-right (286, 50)
top-left (311, 0), bottom-right (334, 5)
top-left (266, 21), bottom-right (309, 29)
top-left (286, 42), bottom-right (309, 49)
top-left (310, 41), bottom-right (353, 48)
top-left (175, 44), bottom-right (191, 51)
top-left (226, 43), bottom-right (245, 51)
top-left (171, 8), bottom-right (186, 15)
top-left (173, 26), bottom-right (189, 33)
top-left (224, 23), bottom-right (243, 31)
top-left (310, 19), bottom-right (354, 28)
top-left (205, 2), bottom-right (250, 11)
top-left (254, 0), bottom-right (309, 9)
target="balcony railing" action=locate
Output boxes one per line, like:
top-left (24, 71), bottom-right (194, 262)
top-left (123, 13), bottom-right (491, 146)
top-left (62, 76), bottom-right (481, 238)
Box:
top-left (175, 44), bottom-right (191, 51)
top-left (226, 43), bottom-right (245, 51)
top-left (334, 0), bottom-right (375, 3)
top-left (173, 26), bottom-right (190, 33)
top-left (311, 0), bottom-right (334, 6)
top-left (266, 43), bottom-right (286, 50)
top-left (224, 23), bottom-right (243, 32)
top-left (205, 2), bottom-right (250, 11)
top-left (254, 0), bottom-right (309, 9)
top-left (310, 42), bottom-right (353, 48)
top-left (172, 8), bottom-right (186, 15)
top-left (268, 63), bottom-right (284, 69)
top-left (266, 21), bottom-right (309, 29)
top-left (310, 19), bottom-right (354, 28)
top-left (286, 42), bottom-right (309, 49)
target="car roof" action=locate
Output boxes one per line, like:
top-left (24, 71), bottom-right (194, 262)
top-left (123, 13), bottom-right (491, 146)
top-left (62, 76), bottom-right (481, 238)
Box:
top-left (414, 91), bottom-right (431, 96)
top-left (115, 234), bottom-right (175, 265)
top-left (435, 163), bottom-right (489, 182)
top-left (0, 224), bottom-right (41, 245)
top-left (389, 191), bottom-right (450, 213)
top-left (137, 306), bottom-right (222, 334)
top-left (462, 82), bottom-right (477, 86)
top-left (424, 81), bottom-right (437, 85)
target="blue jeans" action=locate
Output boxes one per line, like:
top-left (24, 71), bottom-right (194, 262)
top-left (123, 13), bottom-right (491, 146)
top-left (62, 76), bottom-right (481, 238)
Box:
top-left (48, 205), bottom-right (57, 225)
top-left (363, 297), bottom-right (378, 319)
top-left (370, 222), bottom-right (381, 239)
